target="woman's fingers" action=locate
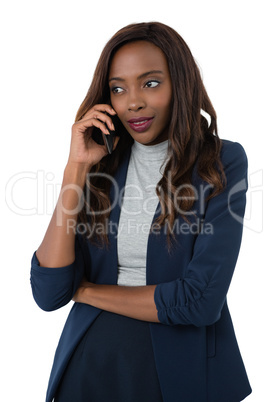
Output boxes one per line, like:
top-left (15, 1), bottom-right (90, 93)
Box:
top-left (82, 105), bottom-right (116, 131)
top-left (72, 116), bottom-right (110, 136)
top-left (68, 104), bottom-right (118, 166)
top-left (86, 113), bottom-right (114, 132)
top-left (89, 104), bottom-right (117, 116)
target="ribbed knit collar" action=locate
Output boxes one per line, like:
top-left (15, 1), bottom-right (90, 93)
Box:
top-left (131, 139), bottom-right (169, 161)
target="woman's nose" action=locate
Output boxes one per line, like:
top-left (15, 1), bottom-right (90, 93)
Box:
top-left (127, 90), bottom-right (146, 112)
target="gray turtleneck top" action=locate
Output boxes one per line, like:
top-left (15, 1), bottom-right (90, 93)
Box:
top-left (117, 139), bottom-right (169, 286)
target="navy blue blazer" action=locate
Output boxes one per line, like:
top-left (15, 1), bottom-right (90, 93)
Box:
top-left (31, 139), bottom-right (252, 402)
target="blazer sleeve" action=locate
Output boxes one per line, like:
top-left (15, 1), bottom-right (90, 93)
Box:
top-left (154, 141), bottom-right (248, 327)
top-left (30, 233), bottom-right (87, 312)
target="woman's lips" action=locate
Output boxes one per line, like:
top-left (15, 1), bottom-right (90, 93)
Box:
top-left (127, 117), bottom-right (154, 133)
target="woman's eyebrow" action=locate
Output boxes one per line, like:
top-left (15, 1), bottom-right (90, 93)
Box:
top-left (109, 70), bottom-right (164, 83)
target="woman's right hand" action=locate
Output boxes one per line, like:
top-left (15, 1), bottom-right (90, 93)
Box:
top-left (67, 104), bottom-right (120, 168)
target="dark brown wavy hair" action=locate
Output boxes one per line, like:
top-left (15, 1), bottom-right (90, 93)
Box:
top-left (76, 21), bottom-right (226, 251)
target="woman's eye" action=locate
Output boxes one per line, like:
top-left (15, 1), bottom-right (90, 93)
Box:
top-left (111, 87), bottom-right (124, 94)
top-left (145, 80), bottom-right (160, 88)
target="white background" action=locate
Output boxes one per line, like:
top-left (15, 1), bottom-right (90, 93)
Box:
top-left (1, 0), bottom-right (267, 400)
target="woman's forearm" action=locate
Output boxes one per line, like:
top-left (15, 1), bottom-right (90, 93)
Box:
top-left (73, 282), bottom-right (160, 323)
top-left (36, 162), bottom-right (90, 268)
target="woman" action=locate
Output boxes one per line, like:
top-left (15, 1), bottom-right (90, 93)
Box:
top-left (30, 22), bottom-right (252, 401)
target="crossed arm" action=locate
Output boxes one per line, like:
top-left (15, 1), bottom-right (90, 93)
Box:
top-left (72, 281), bottom-right (160, 322)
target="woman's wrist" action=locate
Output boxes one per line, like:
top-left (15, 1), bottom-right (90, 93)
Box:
top-left (64, 161), bottom-right (92, 188)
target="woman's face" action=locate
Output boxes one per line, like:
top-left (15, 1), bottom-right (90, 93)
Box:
top-left (109, 41), bottom-right (172, 146)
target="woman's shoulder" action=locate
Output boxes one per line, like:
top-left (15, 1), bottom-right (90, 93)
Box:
top-left (220, 139), bottom-right (248, 169)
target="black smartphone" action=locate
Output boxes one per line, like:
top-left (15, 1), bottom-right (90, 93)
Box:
top-left (103, 123), bottom-right (116, 154)
top-left (92, 114), bottom-right (121, 154)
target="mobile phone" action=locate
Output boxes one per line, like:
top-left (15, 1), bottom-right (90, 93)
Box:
top-left (92, 114), bottom-right (121, 154)
top-left (102, 124), bottom-right (116, 154)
